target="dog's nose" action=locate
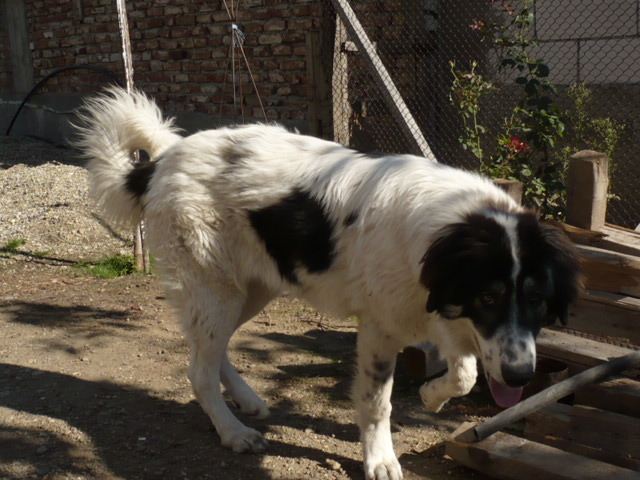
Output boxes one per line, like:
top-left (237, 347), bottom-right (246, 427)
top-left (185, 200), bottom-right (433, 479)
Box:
top-left (501, 363), bottom-right (535, 387)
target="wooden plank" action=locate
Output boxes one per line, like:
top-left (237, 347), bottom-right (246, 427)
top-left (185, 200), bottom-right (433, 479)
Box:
top-left (330, 0), bottom-right (435, 159)
top-left (306, 31), bottom-right (331, 138)
top-left (574, 377), bottom-right (640, 417)
top-left (577, 244), bottom-right (640, 297)
top-left (536, 329), bottom-right (639, 376)
top-left (446, 425), bottom-right (640, 480)
top-left (565, 224), bottom-right (640, 257)
top-left (604, 224), bottom-right (640, 245)
top-left (525, 403), bottom-right (640, 470)
top-left (4, 0), bottom-right (35, 92)
top-left (568, 291), bottom-right (640, 344)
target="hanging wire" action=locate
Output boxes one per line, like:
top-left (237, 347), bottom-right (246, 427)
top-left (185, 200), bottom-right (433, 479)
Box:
top-left (218, 0), bottom-right (267, 123)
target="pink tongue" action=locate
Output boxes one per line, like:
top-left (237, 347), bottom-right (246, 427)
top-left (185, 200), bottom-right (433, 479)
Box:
top-left (488, 375), bottom-right (523, 408)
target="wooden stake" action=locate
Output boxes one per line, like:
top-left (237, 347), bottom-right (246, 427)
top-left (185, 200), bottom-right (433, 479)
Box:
top-left (115, 0), bottom-right (146, 272)
top-left (330, 0), bottom-right (435, 159)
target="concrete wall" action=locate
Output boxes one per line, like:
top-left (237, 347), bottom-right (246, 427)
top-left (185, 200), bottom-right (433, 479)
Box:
top-left (533, 0), bottom-right (640, 85)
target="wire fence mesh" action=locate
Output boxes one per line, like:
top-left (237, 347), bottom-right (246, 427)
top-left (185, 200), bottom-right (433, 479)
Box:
top-left (327, 0), bottom-right (640, 228)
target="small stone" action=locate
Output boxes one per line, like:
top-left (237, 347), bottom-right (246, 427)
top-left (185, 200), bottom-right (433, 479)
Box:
top-left (36, 445), bottom-right (48, 454)
top-left (325, 458), bottom-right (341, 471)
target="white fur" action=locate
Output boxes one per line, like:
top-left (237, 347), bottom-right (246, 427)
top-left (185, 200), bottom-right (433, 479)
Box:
top-left (78, 88), bottom-right (530, 480)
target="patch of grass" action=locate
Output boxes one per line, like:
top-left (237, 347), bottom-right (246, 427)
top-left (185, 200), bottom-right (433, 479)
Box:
top-left (74, 254), bottom-right (139, 279)
top-left (32, 250), bottom-right (52, 259)
top-left (0, 238), bottom-right (27, 254)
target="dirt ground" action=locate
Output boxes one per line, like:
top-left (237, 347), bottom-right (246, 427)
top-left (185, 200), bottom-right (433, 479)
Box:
top-left (0, 140), bottom-right (498, 480)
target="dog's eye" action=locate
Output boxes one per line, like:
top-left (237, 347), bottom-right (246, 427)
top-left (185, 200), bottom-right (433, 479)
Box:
top-left (480, 292), bottom-right (497, 306)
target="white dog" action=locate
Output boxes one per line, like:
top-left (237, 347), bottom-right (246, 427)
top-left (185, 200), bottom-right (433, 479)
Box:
top-left (76, 88), bottom-right (581, 480)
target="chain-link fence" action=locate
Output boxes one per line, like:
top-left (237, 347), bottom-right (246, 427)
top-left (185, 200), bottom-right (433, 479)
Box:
top-left (326, 0), bottom-right (640, 229)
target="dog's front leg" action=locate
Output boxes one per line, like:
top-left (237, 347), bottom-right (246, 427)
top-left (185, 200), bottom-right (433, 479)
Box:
top-left (419, 354), bottom-right (477, 412)
top-left (354, 322), bottom-right (403, 480)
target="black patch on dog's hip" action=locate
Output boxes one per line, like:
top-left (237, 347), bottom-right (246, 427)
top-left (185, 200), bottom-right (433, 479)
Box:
top-left (248, 189), bottom-right (335, 283)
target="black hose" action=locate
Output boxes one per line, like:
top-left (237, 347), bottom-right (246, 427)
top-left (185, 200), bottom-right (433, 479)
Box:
top-left (5, 65), bottom-right (122, 136)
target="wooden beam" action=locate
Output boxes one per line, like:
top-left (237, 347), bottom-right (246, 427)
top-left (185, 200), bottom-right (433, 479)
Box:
top-left (446, 426), bottom-right (640, 480)
top-left (456, 351), bottom-right (640, 444)
top-left (574, 377), bottom-right (640, 417)
top-left (330, 0), bottom-right (435, 159)
top-left (568, 291), bottom-right (640, 344)
top-left (536, 329), bottom-right (639, 376)
top-left (306, 31), bottom-right (330, 137)
top-left (576, 244), bottom-right (640, 297)
top-left (3, 0), bottom-right (35, 92)
top-left (525, 403), bottom-right (640, 470)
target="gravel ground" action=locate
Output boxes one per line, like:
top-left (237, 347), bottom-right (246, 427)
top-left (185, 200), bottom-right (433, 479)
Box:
top-left (0, 136), bottom-right (130, 269)
top-left (0, 136), bottom-right (495, 480)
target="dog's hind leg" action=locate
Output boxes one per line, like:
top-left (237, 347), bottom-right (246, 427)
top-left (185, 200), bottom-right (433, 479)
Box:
top-left (220, 281), bottom-right (274, 419)
top-left (184, 283), bottom-right (269, 453)
top-left (353, 321), bottom-right (404, 480)
top-left (221, 354), bottom-right (270, 418)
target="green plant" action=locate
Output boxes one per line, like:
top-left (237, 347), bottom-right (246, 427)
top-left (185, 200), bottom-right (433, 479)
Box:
top-left (563, 83), bottom-right (624, 161)
top-left (558, 82), bottom-right (625, 201)
top-left (450, 60), bottom-right (494, 161)
top-left (452, 0), bottom-right (567, 217)
top-left (74, 254), bottom-right (139, 279)
top-left (0, 238), bottom-right (27, 254)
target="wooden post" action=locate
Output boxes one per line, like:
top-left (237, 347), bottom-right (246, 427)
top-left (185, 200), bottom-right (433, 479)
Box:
top-left (115, 0), bottom-right (148, 273)
top-left (566, 150), bottom-right (609, 231)
top-left (332, 17), bottom-right (351, 145)
top-left (4, 0), bottom-right (35, 92)
top-left (330, 0), bottom-right (435, 159)
top-left (493, 179), bottom-right (523, 204)
top-left (306, 31), bottom-right (330, 137)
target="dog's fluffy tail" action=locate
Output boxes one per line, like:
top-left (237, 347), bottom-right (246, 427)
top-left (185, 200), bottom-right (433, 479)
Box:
top-left (75, 86), bottom-right (182, 227)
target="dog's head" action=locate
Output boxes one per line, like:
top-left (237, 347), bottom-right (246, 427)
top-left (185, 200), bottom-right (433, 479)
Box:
top-left (420, 211), bottom-right (581, 407)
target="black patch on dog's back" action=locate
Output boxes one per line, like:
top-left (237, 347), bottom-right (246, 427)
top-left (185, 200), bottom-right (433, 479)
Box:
top-left (220, 143), bottom-right (248, 166)
top-left (126, 161), bottom-right (156, 198)
top-left (248, 189), bottom-right (335, 284)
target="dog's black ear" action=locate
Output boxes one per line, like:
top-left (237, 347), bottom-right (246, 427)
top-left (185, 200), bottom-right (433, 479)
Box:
top-left (421, 215), bottom-right (512, 319)
top-left (539, 222), bottom-right (583, 325)
top-left (518, 215), bottom-right (583, 326)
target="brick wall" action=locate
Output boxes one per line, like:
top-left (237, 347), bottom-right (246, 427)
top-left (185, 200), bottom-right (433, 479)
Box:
top-left (8, 0), bottom-right (324, 129)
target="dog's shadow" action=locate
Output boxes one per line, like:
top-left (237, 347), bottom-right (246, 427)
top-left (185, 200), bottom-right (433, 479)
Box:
top-left (0, 362), bottom-right (364, 479)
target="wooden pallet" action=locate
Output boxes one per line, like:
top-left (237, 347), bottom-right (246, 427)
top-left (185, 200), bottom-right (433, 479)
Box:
top-left (444, 331), bottom-right (640, 479)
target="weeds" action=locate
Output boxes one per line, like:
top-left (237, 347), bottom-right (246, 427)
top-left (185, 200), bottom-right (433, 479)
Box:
top-left (74, 254), bottom-right (140, 279)
top-left (0, 238), bottom-right (27, 254)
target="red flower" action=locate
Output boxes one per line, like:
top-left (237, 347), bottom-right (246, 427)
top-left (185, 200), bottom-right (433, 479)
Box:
top-left (509, 136), bottom-right (531, 153)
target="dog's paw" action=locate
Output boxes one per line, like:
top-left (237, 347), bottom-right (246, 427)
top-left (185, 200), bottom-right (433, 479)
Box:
top-left (221, 427), bottom-right (268, 453)
top-left (419, 382), bottom-right (448, 413)
top-left (365, 457), bottom-right (403, 480)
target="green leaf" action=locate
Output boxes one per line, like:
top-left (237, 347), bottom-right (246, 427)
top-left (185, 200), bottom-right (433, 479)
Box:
top-left (536, 64), bottom-right (550, 77)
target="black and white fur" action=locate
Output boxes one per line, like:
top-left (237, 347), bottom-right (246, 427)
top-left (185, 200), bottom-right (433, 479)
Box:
top-left (76, 88), bottom-right (581, 480)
